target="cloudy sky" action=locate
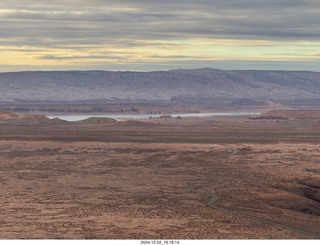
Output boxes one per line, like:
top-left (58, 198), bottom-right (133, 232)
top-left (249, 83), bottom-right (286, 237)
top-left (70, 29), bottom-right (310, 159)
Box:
top-left (1, 0), bottom-right (320, 72)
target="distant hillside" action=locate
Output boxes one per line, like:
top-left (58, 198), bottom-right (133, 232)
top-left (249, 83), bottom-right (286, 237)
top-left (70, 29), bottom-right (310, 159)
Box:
top-left (0, 111), bottom-right (116, 124)
top-left (0, 68), bottom-right (319, 104)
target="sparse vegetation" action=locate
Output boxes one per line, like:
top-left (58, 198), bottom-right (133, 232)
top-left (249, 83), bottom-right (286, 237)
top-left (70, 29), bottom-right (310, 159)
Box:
top-left (0, 112), bottom-right (319, 239)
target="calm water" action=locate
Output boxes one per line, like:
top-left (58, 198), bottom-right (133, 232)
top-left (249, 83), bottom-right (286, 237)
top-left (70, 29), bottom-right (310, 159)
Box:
top-left (47, 112), bottom-right (259, 121)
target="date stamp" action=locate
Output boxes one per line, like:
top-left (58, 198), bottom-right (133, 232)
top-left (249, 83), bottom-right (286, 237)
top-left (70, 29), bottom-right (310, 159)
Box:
top-left (141, 240), bottom-right (180, 245)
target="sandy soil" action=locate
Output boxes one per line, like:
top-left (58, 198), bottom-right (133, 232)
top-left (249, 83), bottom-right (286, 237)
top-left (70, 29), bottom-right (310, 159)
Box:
top-left (0, 114), bottom-right (319, 239)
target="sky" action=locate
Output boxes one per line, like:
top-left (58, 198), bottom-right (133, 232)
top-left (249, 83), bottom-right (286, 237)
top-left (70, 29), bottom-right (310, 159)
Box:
top-left (1, 0), bottom-right (320, 72)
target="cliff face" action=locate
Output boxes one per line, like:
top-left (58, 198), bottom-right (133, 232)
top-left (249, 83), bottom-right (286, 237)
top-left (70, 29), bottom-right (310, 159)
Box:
top-left (0, 68), bottom-right (319, 103)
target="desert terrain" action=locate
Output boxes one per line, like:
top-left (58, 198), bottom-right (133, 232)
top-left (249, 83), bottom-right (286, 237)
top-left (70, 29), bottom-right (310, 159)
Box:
top-left (0, 110), bottom-right (319, 239)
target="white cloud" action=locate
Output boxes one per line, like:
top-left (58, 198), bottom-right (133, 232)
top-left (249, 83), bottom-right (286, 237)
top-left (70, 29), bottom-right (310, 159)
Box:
top-left (1, 0), bottom-right (320, 71)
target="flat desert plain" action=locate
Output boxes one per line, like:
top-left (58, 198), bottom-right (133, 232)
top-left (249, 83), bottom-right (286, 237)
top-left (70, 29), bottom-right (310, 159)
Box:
top-left (0, 112), bottom-right (319, 239)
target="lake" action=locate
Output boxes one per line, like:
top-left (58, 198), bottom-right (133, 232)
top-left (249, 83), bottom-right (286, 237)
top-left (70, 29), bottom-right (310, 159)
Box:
top-left (47, 112), bottom-right (259, 121)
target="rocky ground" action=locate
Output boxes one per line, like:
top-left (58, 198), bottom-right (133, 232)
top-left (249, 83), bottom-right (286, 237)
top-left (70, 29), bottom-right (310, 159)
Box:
top-left (0, 111), bottom-right (319, 239)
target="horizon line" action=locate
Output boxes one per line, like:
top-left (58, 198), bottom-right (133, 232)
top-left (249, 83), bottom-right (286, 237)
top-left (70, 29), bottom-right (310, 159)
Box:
top-left (0, 67), bottom-right (319, 74)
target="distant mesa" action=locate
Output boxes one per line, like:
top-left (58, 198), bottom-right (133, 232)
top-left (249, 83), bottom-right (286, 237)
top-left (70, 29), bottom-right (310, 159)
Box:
top-left (0, 111), bottom-right (51, 121)
top-left (0, 110), bottom-right (19, 119)
top-left (1, 68), bottom-right (320, 105)
top-left (0, 110), bottom-right (118, 124)
top-left (19, 114), bottom-right (50, 121)
top-left (0, 111), bottom-right (64, 123)
top-left (78, 117), bottom-right (117, 124)
top-left (50, 117), bottom-right (67, 122)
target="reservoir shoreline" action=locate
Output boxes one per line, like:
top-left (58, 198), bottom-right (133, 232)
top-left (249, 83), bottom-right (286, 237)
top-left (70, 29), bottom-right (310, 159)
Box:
top-left (47, 112), bottom-right (259, 121)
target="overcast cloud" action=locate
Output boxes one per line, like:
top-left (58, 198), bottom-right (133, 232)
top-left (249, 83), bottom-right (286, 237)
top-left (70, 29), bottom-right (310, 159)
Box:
top-left (1, 0), bottom-right (320, 71)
